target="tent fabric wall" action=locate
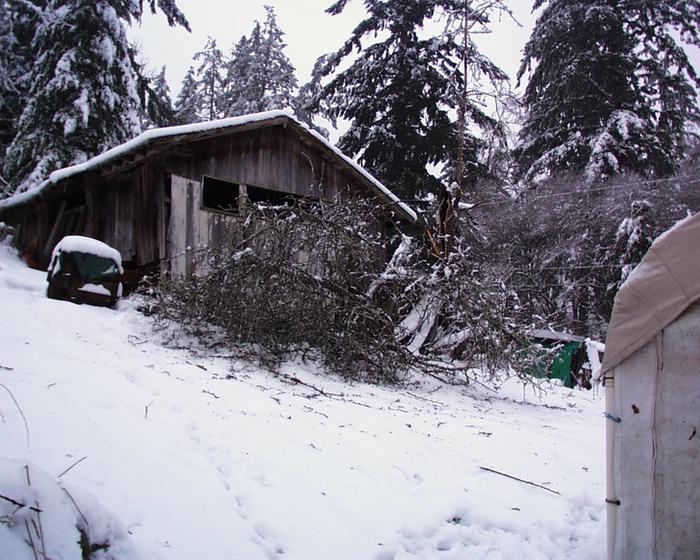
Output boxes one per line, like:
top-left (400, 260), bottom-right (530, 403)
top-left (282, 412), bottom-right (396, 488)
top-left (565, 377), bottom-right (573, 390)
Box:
top-left (608, 304), bottom-right (700, 560)
top-left (604, 211), bottom-right (700, 560)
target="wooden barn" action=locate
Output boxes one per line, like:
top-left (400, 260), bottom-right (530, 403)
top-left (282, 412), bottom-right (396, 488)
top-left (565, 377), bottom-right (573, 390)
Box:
top-left (0, 110), bottom-right (416, 281)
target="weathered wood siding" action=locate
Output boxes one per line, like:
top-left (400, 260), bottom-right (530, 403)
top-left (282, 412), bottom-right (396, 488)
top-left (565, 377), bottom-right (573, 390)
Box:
top-left (74, 167), bottom-right (162, 269)
top-left (166, 126), bottom-right (358, 202)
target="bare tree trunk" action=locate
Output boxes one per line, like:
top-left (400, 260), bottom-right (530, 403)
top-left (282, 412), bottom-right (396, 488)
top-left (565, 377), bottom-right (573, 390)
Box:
top-left (439, 0), bottom-right (470, 258)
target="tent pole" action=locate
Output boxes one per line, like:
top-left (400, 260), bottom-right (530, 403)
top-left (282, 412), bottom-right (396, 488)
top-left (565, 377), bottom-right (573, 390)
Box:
top-left (605, 371), bottom-right (618, 560)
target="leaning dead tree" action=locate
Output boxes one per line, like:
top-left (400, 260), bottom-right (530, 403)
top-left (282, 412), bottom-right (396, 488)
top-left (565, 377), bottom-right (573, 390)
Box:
top-left (412, 0), bottom-right (523, 365)
top-left (437, 0), bottom-right (516, 258)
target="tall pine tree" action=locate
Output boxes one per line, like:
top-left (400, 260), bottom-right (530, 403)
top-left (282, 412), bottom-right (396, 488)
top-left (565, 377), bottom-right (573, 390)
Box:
top-left (516, 0), bottom-right (700, 184)
top-left (174, 65), bottom-right (201, 125)
top-left (142, 65), bottom-right (177, 129)
top-left (223, 6), bottom-right (297, 117)
top-left (193, 36), bottom-right (225, 121)
top-left (0, 0), bottom-right (39, 192)
top-left (313, 0), bottom-right (509, 202)
top-left (2, 0), bottom-right (189, 196)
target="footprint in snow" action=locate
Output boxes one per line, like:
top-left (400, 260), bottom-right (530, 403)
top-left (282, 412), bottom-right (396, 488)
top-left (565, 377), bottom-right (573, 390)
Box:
top-left (253, 523), bottom-right (286, 559)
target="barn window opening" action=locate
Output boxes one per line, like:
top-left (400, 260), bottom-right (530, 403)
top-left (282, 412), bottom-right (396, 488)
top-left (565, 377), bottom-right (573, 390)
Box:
top-left (245, 184), bottom-right (301, 207)
top-left (202, 176), bottom-right (240, 213)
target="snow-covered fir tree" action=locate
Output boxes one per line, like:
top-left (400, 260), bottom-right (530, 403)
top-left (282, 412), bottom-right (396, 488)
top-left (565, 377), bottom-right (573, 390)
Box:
top-left (142, 66), bottom-right (177, 129)
top-left (1, 0), bottom-right (188, 196)
top-left (223, 34), bottom-right (254, 116)
top-left (294, 55), bottom-right (331, 138)
top-left (174, 66), bottom-right (201, 125)
top-left (0, 0), bottom-right (38, 191)
top-left (625, 0), bottom-right (700, 168)
top-left (516, 0), bottom-right (700, 184)
top-left (313, 0), bottom-right (510, 202)
top-left (611, 199), bottom-right (655, 286)
top-left (223, 6), bottom-right (297, 117)
top-left (193, 37), bottom-right (225, 121)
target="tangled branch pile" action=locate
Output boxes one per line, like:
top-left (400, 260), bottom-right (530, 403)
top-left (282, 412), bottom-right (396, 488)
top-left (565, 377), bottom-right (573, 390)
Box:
top-left (152, 198), bottom-right (534, 384)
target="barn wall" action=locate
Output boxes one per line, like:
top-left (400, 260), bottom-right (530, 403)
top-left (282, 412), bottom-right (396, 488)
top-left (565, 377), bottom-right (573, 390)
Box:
top-left (4, 123), bottom-right (398, 275)
top-left (166, 126), bottom-right (358, 201)
top-left (13, 188), bottom-right (87, 269)
top-left (85, 165), bottom-right (163, 270)
top-left (13, 200), bottom-right (52, 267)
top-left (162, 127), bottom-right (382, 276)
top-left (168, 174), bottom-right (272, 276)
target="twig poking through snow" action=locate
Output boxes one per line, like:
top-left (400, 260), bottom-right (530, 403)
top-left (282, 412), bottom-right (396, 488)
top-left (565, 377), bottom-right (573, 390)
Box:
top-left (127, 335), bottom-right (147, 346)
top-left (33, 510), bottom-right (48, 560)
top-left (24, 520), bottom-right (39, 560)
top-left (0, 493), bottom-right (42, 513)
top-left (202, 389), bottom-right (220, 399)
top-left (0, 382), bottom-right (30, 448)
top-left (479, 466), bottom-right (560, 495)
top-left (62, 487), bottom-right (89, 528)
top-left (57, 456), bottom-right (88, 479)
top-left (145, 401), bottom-right (154, 419)
top-left (405, 391), bottom-right (446, 406)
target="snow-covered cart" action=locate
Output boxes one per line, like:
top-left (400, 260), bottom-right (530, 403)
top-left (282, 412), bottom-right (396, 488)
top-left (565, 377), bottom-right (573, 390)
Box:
top-left (47, 235), bottom-right (123, 308)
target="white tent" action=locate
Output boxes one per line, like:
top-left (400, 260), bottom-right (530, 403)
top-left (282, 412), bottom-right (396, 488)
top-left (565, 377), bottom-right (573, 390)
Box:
top-left (602, 212), bottom-right (700, 560)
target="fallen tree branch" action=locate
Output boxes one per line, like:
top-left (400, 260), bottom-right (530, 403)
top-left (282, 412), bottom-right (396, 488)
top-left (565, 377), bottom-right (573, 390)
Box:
top-left (479, 466), bottom-right (560, 495)
top-left (405, 391), bottom-right (446, 406)
top-left (277, 372), bottom-right (342, 398)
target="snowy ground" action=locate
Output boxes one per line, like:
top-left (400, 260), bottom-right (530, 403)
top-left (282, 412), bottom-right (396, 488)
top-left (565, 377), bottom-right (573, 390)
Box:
top-left (0, 240), bottom-right (605, 559)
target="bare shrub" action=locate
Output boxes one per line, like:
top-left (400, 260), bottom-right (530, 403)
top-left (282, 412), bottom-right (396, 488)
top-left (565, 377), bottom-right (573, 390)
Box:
top-left (481, 167), bottom-right (700, 338)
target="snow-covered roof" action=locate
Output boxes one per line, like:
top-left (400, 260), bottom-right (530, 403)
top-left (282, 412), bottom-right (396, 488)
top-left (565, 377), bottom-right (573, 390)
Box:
top-left (0, 109), bottom-right (417, 222)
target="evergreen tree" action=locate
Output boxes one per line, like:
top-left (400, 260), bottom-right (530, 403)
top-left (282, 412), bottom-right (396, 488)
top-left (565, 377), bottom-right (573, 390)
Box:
top-left (517, 0), bottom-right (700, 184)
top-left (223, 34), bottom-right (255, 116)
top-left (2, 0), bottom-right (188, 196)
top-left (294, 55), bottom-right (331, 138)
top-left (223, 6), bottom-right (298, 117)
top-left (174, 66), bottom-right (201, 125)
top-left (0, 0), bottom-right (38, 182)
top-left (193, 36), bottom-right (225, 121)
top-left (313, 0), bottom-right (509, 202)
top-left (611, 199), bottom-right (655, 286)
top-left (142, 65), bottom-right (177, 129)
